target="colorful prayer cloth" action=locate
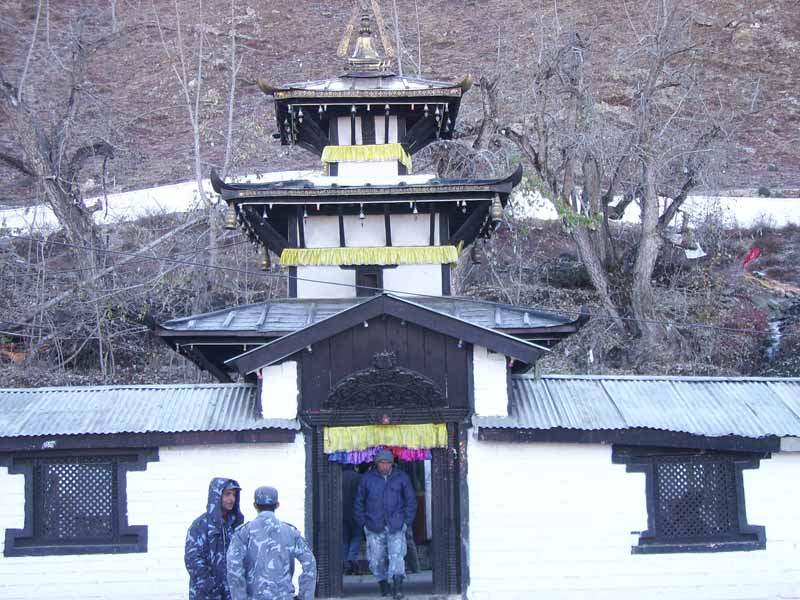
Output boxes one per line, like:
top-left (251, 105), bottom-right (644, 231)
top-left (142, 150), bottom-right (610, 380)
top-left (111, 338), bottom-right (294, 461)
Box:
top-left (323, 423), bottom-right (448, 454)
top-left (328, 446), bottom-right (432, 465)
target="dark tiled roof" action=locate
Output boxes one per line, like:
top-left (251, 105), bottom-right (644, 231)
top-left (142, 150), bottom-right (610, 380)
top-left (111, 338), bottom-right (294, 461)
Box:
top-left (158, 295), bottom-right (577, 335)
top-left (474, 375), bottom-right (800, 439)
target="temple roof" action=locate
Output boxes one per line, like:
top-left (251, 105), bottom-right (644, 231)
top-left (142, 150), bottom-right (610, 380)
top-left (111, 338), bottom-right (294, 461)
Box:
top-left (157, 293), bottom-right (582, 337)
top-left (210, 165), bottom-right (522, 202)
top-left (258, 74), bottom-right (471, 100)
top-left (154, 294), bottom-right (586, 382)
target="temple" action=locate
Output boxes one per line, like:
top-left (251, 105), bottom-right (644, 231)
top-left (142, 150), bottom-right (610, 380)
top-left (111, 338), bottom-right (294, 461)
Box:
top-left (4, 5), bottom-right (796, 600)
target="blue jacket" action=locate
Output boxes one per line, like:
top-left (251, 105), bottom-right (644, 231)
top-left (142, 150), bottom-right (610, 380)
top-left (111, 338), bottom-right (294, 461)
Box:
top-left (185, 478), bottom-right (244, 600)
top-left (354, 467), bottom-right (417, 534)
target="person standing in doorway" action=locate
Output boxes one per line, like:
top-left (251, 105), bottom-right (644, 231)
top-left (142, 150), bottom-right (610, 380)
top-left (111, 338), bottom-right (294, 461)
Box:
top-left (354, 450), bottom-right (417, 599)
top-left (226, 485), bottom-right (317, 600)
top-left (185, 478), bottom-right (244, 600)
top-left (342, 464), bottom-right (363, 575)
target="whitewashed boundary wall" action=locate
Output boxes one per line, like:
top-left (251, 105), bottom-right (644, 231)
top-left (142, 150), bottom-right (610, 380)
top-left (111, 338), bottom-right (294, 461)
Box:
top-left (467, 441), bottom-right (800, 600)
top-left (0, 439), bottom-right (306, 600)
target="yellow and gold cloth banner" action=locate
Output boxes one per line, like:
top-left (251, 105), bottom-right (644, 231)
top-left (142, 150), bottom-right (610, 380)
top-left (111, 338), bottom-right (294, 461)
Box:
top-left (280, 245), bottom-right (458, 266)
top-left (324, 424), bottom-right (448, 453)
top-left (321, 143), bottom-right (412, 173)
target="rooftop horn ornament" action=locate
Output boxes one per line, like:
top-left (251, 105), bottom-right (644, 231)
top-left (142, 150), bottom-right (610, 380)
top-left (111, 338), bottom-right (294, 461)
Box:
top-left (224, 204), bottom-right (238, 229)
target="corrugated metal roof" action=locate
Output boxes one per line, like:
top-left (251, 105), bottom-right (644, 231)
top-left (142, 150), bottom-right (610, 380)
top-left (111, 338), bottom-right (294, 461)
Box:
top-left (0, 384), bottom-right (299, 438)
top-left (159, 296), bottom-right (574, 334)
top-left (478, 375), bottom-right (800, 439)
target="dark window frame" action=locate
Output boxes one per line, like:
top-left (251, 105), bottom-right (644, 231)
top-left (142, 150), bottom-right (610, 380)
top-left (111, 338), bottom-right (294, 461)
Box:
top-left (613, 446), bottom-right (766, 554)
top-left (2, 448), bottom-right (158, 557)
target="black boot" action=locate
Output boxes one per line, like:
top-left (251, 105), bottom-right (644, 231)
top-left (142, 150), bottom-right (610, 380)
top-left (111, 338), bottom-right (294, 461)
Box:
top-left (378, 580), bottom-right (391, 596)
top-left (392, 575), bottom-right (404, 599)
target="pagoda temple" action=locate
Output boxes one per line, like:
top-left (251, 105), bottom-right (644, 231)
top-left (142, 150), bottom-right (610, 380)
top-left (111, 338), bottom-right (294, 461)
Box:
top-left (2, 5), bottom-right (799, 600)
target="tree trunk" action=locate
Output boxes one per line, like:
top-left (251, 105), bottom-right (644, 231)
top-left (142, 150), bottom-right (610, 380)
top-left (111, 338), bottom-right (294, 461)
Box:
top-left (631, 157), bottom-right (663, 344)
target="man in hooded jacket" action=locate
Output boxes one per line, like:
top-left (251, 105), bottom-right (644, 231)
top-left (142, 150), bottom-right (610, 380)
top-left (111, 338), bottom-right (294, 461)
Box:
top-left (185, 477), bottom-right (244, 600)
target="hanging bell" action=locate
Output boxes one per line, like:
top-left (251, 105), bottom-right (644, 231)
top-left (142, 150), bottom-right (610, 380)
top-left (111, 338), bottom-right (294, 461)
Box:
top-left (224, 204), bottom-right (238, 229)
top-left (490, 195), bottom-right (504, 223)
top-left (470, 243), bottom-right (482, 265)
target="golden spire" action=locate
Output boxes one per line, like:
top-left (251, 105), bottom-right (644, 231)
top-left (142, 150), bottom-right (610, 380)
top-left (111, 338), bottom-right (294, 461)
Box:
top-left (338, 1), bottom-right (394, 75)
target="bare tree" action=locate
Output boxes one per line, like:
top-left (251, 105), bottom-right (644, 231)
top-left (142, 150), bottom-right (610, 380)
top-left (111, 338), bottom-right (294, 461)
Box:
top-left (494, 1), bottom-right (726, 357)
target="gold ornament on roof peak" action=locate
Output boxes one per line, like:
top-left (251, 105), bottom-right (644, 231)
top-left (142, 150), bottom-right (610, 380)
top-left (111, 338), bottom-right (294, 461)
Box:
top-left (337, 0), bottom-right (394, 75)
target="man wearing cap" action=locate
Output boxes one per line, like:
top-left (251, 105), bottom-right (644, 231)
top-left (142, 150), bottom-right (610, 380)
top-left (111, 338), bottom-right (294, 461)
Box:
top-left (226, 485), bottom-right (317, 600)
top-left (185, 477), bottom-right (244, 600)
top-left (354, 450), bottom-right (417, 599)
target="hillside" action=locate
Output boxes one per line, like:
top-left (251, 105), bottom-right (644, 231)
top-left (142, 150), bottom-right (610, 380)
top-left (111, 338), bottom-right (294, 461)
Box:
top-left (1, 0), bottom-right (799, 207)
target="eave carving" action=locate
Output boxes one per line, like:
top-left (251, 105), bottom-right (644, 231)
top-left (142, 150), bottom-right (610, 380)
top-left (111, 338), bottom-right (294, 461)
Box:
top-left (326, 351), bottom-right (445, 410)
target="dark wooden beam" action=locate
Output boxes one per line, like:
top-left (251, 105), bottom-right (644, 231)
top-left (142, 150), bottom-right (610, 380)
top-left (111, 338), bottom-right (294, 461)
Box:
top-left (449, 201), bottom-right (490, 246)
top-left (0, 429), bottom-right (296, 452)
top-left (297, 206), bottom-right (306, 248)
top-left (429, 207), bottom-right (436, 246)
top-left (338, 207), bottom-right (346, 247)
top-left (384, 205), bottom-right (392, 246)
top-left (477, 427), bottom-right (780, 453)
top-left (182, 345), bottom-right (233, 383)
top-left (243, 206), bottom-right (291, 255)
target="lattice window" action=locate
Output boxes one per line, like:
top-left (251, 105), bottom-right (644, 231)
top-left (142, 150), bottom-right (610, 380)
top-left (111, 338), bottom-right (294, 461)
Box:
top-left (654, 457), bottom-right (739, 541)
top-left (613, 447), bottom-right (766, 554)
top-left (35, 456), bottom-right (119, 543)
top-left (3, 449), bottom-right (155, 557)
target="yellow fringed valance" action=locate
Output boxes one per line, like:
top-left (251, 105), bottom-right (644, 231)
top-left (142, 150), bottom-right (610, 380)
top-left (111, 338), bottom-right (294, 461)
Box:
top-left (280, 245), bottom-right (458, 267)
top-left (321, 143), bottom-right (412, 173)
top-left (324, 424), bottom-right (448, 453)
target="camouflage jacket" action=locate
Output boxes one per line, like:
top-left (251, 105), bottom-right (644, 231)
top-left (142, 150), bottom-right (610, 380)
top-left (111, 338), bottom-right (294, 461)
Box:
top-left (185, 478), bottom-right (244, 600)
top-left (226, 511), bottom-right (317, 600)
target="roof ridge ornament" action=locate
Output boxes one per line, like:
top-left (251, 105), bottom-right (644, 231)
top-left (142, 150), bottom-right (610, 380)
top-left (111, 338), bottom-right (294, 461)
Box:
top-left (338, 1), bottom-right (394, 77)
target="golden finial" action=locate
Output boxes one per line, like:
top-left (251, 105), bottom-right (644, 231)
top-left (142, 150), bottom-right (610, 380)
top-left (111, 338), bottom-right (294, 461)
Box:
top-left (337, 1), bottom-right (394, 69)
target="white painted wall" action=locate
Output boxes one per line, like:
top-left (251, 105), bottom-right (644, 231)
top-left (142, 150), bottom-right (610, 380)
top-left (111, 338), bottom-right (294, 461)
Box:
top-left (260, 361), bottom-right (298, 419)
top-left (336, 116), bottom-right (363, 145)
top-left (0, 440), bottom-right (307, 600)
top-left (303, 215), bottom-right (340, 248)
top-left (382, 264), bottom-right (444, 297)
top-left (472, 345), bottom-right (508, 417)
top-left (391, 213), bottom-right (439, 246)
top-left (374, 115), bottom-right (398, 144)
top-left (296, 265), bottom-right (355, 298)
top-left (342, 214), bottom-right (386, 246)
top-left (467, 441), bottom-right (800, 600)
top-left (338, 160), bottom-right (399, 177)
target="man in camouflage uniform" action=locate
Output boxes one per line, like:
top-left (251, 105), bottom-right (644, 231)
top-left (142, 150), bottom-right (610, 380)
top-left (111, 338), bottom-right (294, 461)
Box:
top-left (185, 477), bottom-right (244, 600)
top-left (354, 450), bottom-right (417, 599)
top-left (227, 485), bottom-right (317, 600)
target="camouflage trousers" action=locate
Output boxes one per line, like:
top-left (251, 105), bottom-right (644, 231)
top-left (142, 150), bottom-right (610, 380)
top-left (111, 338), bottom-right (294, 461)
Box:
top-left (364, 525), bottom-right (407, 580)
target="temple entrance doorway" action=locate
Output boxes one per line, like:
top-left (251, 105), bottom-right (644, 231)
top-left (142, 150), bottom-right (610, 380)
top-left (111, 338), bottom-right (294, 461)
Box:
top-left (340, 457), bottom-right (433, 597)
top-left (309, 424), bottom-right (464, 598)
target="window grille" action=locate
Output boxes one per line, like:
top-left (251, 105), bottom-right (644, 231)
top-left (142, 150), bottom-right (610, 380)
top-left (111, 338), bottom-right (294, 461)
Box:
top-left (34, 456), bottom-right (119, 544)
top-left (613, 447), bottom-right (766, 554)
top-left (3, 450), bottom-right (155, 556)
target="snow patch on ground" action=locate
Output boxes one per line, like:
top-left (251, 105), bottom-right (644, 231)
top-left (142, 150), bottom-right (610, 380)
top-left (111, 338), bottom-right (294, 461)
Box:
top-left (1, 171), bottom-right (798, 233)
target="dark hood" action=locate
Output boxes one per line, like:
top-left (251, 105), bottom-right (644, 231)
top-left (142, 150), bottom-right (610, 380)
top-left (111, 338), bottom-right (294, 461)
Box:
top-left (206, 477), bottom-right (244, 528)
